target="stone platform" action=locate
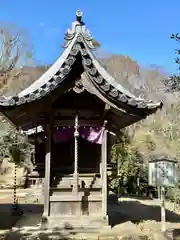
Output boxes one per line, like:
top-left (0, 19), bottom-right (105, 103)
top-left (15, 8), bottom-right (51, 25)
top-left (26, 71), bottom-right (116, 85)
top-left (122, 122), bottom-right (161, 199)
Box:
top-left (42, 215), bottom-right (109, 230)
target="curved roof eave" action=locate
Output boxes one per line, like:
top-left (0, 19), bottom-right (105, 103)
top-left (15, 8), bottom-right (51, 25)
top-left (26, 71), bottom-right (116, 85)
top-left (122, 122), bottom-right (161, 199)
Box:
top-left (18, 36), bottom-right (78, 98)
top-left (0, 10), bottom-right (163, 114)
top-left (81, 39), bottom-right (163, 111)
top-left (0, 35), bottom-right (78, 107)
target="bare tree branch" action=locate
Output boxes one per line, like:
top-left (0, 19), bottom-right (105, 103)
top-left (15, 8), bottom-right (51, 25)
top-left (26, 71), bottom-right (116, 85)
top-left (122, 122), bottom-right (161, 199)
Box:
top-left (0, 24), bottom-right (34, 95)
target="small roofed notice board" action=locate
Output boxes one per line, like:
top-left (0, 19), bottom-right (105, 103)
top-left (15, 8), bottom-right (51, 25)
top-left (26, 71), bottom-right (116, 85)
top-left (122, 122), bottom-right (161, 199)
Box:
top-left (148, 158), bottom-right (178, 187)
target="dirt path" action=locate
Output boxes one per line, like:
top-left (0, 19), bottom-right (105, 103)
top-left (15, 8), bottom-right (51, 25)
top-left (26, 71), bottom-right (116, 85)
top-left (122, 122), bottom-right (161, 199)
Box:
top-left (0, 194), bottom-right (180, 239)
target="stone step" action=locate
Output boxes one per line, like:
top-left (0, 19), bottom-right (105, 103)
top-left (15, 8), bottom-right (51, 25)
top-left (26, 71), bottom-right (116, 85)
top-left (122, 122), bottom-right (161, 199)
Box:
top-left (50, 186), bottom-right (101, 191)
top-left (50, 194), bottom-right (102, 201)
top-left (45, 216), bottom-right (109, 229)
top-left (51, 190), bottom-right (101, 196)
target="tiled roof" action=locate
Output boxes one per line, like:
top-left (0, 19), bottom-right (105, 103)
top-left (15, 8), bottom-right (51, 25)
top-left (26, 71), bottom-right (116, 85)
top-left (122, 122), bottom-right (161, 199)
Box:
top-left (0, 10), bottom-right (163, 112)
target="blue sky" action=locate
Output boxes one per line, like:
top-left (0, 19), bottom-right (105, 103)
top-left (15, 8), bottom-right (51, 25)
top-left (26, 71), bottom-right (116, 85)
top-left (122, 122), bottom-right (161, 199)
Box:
top-left (1, 0), bottom-right (180, 73)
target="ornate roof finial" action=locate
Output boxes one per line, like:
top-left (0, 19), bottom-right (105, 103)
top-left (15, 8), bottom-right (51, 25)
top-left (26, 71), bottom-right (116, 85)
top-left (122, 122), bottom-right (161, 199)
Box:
top-left (76, 10), bottom-right (83, 23)
top-left (62, 10), bottom-right (95, 49)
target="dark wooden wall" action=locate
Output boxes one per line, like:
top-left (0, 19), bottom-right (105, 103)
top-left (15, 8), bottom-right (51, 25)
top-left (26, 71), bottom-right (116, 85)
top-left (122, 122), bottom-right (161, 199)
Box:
top-left (35, 137), bottom-right (101, 176)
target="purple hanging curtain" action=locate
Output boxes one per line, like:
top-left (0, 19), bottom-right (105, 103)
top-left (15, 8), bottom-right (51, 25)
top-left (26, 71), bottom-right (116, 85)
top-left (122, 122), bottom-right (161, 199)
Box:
top-left (55, 127), bottom-right (73, 143)
top-left (54, 126), bottom-right (105, 144)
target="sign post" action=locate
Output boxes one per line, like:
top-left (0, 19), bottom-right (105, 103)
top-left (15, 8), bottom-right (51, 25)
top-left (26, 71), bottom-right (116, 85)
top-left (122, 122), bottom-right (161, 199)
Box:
top-left (161, 186), bottom-right (166, 232)
top-left (148, 157), bottom-right (178, 232)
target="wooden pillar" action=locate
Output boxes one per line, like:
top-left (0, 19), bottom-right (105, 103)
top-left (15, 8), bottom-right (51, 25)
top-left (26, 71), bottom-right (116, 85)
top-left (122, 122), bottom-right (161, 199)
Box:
top-left (43, 123), bottom-right (51, 217)
top-left (161, 186), bottom-right (166, 232)
top-left (72, 115), bottom-right (79, 197)
top-left (101, 122), bottom-right (108, 219)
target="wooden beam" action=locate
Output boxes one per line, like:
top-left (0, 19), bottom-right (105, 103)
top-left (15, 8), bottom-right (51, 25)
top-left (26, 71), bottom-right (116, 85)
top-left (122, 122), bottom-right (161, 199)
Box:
top-left (101, 121), bottom-right (108, 219)
top-left (52, 108), bottom-right (103, 117)
top-left (52, 119), bottom-right (103, 127)
top-left (43, 121), bottom-right (51, 217)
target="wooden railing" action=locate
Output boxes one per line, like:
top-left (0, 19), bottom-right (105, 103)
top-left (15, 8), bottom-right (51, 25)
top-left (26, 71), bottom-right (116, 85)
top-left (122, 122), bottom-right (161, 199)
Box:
top-left (51, 173), bottom-right (102, 190)
top-left (34, 163), bottom-right (100, 172)
top-left (27, 173), bottom-right (102, 189)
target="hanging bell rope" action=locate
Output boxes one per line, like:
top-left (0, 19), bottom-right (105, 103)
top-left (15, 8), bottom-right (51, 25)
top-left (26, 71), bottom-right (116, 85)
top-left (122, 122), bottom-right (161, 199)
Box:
top-left (13, 163), bottom-right (17, 205)
top-left (12, 128), bottom-right (18, 213)
top-left (11, 127), bottom-right (23, 215)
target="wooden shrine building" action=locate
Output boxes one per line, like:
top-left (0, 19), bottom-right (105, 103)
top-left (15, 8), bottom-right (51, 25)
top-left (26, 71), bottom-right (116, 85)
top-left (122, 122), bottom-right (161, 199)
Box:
top-left (0, 11), bottom-right (163, 227)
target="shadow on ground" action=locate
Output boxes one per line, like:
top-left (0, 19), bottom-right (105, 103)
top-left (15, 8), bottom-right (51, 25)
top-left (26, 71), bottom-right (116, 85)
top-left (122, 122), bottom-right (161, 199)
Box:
top-left (0, 230), bottom-right (73, 240)
top-left (0, 203), bottom-right (43, 230)
top-left (1, 197), bottom-right (180, 239)
top-left (107, 194), bottom-right (180, 227)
